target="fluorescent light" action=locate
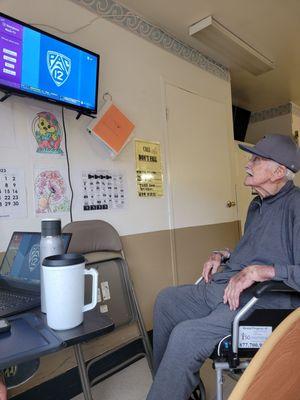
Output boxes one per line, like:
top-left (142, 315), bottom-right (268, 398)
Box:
top-left (189, 16), bottom-right (274, 75)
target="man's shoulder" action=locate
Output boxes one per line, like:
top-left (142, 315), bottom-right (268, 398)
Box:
top-left (289, 184), bottom-right (300, 199)
top-left (286, 185), bottom-right (300, 209)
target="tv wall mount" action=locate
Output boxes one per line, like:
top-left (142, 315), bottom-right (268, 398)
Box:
top-left (0, 92), bottom-right (11, 103)
top-left (0, 91), bottom-right (96, 120)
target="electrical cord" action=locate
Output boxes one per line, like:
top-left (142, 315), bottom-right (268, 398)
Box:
top-left (61, 107), bottom-right (74, 222)
top-left (33, 16), bottom-right (100, 35)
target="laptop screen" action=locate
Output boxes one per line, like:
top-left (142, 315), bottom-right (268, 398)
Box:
top-left (0, 232), bottom-right (72, 286)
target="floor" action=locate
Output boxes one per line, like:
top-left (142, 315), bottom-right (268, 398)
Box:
top-left (71, 358), bottom-right (236, 400)
top-left (72, 358), bottom-right (152, 400)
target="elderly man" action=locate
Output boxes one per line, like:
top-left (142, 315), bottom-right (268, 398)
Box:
top-left (147, 134), bottom-right (300, 400)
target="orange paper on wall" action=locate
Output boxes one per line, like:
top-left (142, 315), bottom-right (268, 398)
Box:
top-left (88, 104), bottom-right (135, 155)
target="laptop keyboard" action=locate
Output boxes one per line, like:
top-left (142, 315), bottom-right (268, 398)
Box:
top-left (0, 290), bottom-right (38, 312)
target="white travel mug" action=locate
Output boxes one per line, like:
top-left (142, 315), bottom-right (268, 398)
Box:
top-left (42, 253), bottom-right (98, 330)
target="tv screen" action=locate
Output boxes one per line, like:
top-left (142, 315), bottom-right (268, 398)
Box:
top-left (0, 13), bottom-right (99, 115)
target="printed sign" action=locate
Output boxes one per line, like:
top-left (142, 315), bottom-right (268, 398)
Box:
top-left (238, 326), bottom-right (272, 348)
top-left (135, 140), bottom-right (163, 197)
top-left (81, 170), bottom-right (125, 211)
top-left (87, 102), bottom-right (134, 156)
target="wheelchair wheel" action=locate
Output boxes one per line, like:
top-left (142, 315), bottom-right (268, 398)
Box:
top-left (189, 378), bottom-right (206, 400)
top-left (2, 359), bottom-right (40, 389)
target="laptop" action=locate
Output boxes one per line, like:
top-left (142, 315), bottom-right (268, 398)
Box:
top-left (0, 231), bottom-right (72, 317)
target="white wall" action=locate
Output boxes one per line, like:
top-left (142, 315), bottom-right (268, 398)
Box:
top-left (0, 0), bottom-right (234, 250)
top-left (234, 141), bottom-right (254, 232)
top-left (245, 114), bottom-right (292, 144)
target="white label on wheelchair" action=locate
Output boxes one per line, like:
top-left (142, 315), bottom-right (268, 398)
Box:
top-left (238, 326), bottom-right (272, 348)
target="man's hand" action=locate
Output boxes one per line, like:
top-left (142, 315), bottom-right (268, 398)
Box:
top-left (223, 265), bottom-right (275, 311)
top-left (202, 253), bottom-right (222, 283)
top-left (202, 249), bottom-right (230, 283)
top-left (0, 375), bottom-right (7, 400)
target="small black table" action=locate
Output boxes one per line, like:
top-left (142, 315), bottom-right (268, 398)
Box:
top-left (0, 308), bottom-right (114, 400)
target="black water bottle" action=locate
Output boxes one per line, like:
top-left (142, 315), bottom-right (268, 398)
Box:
top-left (40, 219), bottom-right (64, 313)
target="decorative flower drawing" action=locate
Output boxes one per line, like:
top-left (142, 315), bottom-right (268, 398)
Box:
top-left (35, 170), bottom-right (70, 214)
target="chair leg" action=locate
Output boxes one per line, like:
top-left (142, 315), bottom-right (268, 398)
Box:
top-left (73, 344), bottom-right (93, 400)
top-left (130, 280), bottom-right (154, 377)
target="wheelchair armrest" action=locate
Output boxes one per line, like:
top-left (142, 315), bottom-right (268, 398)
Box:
top-left (253, 281), bottom-right (299, 298)
top-left (230, 281), bottom-right (298, 367)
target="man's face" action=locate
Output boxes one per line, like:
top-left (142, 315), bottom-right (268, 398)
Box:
top-left (244, 155), bottom-right (278, 188)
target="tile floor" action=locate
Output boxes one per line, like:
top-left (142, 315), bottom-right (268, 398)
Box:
top-left (72, 358), bottom-right (152, 400)
top-left (72, 357), bottom-right (236, 400)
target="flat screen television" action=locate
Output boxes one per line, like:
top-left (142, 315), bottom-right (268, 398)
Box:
top-left (0, 13), bottom-right (99, 115)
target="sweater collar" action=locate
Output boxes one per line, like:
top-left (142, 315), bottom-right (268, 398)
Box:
top-left (251, 181), bottom-right (295, 207)
top-left (263, 180), bottom-right (295, 204)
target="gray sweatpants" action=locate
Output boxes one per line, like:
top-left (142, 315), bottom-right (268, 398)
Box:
top-left (146, 280), bottom-right (294, 400)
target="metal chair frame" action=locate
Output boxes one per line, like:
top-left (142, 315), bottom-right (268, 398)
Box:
top-left (86, 249), bottom-right (153, 387)
top-left (62, 220), bottom-right (153, 400)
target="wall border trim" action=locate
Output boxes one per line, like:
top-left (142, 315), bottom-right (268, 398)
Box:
top-left (70, 0), bottom-right (229, 81)
top-left (249, 103), bottom-right (292, 124)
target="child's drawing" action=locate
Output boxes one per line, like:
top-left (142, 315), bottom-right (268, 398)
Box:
top-left (34, 169), bottom-right (70, 214)
top-left (32, 111), bottom-right (63, 155)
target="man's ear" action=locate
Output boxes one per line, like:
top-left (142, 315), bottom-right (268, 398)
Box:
top-left (271, 164), bottom-right (286, 182)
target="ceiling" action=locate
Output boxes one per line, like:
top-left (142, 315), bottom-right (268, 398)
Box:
top-left (118, 0), bottom-right (300, 111)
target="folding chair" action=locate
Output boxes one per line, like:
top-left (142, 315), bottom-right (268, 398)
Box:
top-left (63, 220), bottom-right (153, 390)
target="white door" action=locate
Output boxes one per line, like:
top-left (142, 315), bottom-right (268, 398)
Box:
top-left (164, 83), bottom-right (237, 229)
top-left (234, 141), bottom-right (254, 233)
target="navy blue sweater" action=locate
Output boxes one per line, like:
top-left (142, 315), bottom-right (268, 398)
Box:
top-left (212, 181), bottom-right (300, 291)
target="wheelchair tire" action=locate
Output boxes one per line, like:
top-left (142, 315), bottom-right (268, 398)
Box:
top-left (190, 378), bottom-right (206, 400)
top-left (2, 359), bottom-right (40, 389)
top-left (199, 378), bottom-right (206, 399)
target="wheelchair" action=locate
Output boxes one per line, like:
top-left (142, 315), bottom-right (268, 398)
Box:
top-left (191, 280), bottom-right (299, 400)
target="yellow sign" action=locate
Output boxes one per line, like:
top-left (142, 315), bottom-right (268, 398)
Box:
top-left (135, 140), bottom-right (163, 197)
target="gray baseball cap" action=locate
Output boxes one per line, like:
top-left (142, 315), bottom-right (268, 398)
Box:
top-left (238, 134), bottom-right (300, 173)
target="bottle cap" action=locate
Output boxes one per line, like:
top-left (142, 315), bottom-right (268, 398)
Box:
top-left (41, 219), bottom-right (62, 237)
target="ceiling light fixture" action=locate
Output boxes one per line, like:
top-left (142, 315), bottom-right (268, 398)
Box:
top-left (189, 16), bottom-right (274, 76)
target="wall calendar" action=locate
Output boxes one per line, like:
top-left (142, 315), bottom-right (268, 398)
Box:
top-left (0, 167), bottom-right (27, 218)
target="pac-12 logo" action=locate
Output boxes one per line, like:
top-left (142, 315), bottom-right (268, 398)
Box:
top-left (47, 51), bottom-right (71, 87)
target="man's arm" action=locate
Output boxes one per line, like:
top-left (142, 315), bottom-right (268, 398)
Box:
top-left (272, 208), bottom-right (300, 291)
top-left (223, 265), bottom-right (275, 311)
